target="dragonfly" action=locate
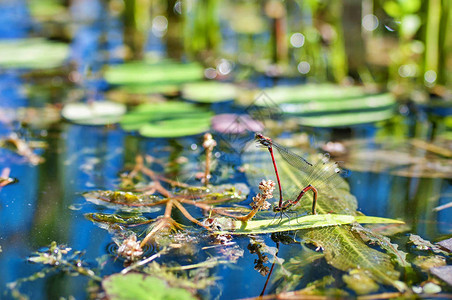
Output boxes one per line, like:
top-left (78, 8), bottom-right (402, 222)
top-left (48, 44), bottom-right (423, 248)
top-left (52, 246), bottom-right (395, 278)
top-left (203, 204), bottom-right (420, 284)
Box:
top-left (254, 133), bottom-right (348, 215)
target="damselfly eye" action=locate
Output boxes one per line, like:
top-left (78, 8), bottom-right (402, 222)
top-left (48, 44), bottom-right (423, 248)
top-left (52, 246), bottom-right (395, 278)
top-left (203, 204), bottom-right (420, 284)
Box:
top-left (334, 167), bottom-right (341, 173)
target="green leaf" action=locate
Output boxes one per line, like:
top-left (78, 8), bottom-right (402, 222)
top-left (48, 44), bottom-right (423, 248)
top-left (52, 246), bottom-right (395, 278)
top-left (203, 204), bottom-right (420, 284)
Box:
top-left (297, 108), bottom-right (395, 127)
top-left (120, 101), bottom-right (213, 137)
top-left (138, 116), bottom-right (212, 138)
top-left (282, 93), bottom-right (395, 115)
top-left (214, 214), bottom-right (404, 235)
top-left (103, 273), bottom-right (195, 300)
top-left (0, 38), bottom-right (69, 69)
top-left (105, 60), bottom-right (203, 86)
top-left (182, 81), bottom-right (237, 103)
top-left (253, 84), bottom-right (366, 106)
top-left (250, 85), bottom-right (396, 127)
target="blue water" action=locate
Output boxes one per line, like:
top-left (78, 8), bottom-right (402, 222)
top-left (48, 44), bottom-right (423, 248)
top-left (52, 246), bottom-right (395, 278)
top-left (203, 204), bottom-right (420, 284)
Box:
top-left (0, 1), bottom-right (451, 299)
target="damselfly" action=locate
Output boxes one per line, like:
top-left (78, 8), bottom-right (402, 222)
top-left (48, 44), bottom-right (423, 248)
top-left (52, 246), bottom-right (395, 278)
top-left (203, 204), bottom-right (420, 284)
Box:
top-left (254, 133), bottom-right (348, 215)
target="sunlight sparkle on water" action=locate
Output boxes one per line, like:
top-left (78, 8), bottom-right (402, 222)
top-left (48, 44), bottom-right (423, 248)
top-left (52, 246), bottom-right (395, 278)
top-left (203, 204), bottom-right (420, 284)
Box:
top-left (297, 61), bottom-right (310, 74)
top-left (152, 16), bottom-right (168, 37)
top-left (290, 33), bottom-right (305, 48)
top-left (362, 14), bottom-right (379, 31)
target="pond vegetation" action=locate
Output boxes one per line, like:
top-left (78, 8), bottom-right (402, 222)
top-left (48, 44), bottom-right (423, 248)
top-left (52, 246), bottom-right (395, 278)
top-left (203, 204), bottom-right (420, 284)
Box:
top-left (0, 0), bottom-right (451, 299)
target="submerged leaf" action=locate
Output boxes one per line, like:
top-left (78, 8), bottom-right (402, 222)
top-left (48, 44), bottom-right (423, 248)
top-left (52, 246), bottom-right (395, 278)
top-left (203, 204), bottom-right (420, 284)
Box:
top-left (102, 273), bottom-right (195, 300)
top-left (409, 234), bottom-right (449, 255)
top-left (83, 191), bottom-right (162, 212)
top-left (84, 213), bottom-right (151, 226)
top-left (352, 224), bottom-right (409, 267)
top-left (176, 183), bottom-right (250, 204)
top-left (303, 226), bottom-right (405, 291)
top-left (413, 255), bottom-right (446, 271)
top-left (343, 269), bottom-right (379, 295)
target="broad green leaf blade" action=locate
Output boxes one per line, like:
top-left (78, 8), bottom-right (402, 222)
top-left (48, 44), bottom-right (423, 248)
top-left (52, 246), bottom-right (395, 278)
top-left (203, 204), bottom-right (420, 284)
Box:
top-left (103, 273), bottom-right (195, 300)
top-left (214, 214), bottom-right (404, 235)
top-left (253, 84), bottom-right (366, 105)
top-left (297, 109), bottom-right (395, 127)
top-left (120, 101), bottom-right (213, 137)
top-left (282, 93), bottom-right (395, 115)
top-left (303, 226), bottom-right (406, 291)
top-left (105, 60), bottom-right (203, 86)
top-left (182, 81), bottom-right (237, 103)
top-left (138, 114), bottom-right (212, 137)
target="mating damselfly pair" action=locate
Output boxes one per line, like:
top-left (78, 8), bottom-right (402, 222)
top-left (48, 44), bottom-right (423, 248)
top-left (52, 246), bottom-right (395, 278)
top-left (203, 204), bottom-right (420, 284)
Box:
top-left (249, 133), bottom-right (354, 217)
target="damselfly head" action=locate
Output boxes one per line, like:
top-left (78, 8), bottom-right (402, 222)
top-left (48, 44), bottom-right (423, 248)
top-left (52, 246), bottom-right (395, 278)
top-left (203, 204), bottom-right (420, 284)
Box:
top-left (254, 132), bottom-right (272, 149)
top-left (272, 204), bottom-right (283, 212)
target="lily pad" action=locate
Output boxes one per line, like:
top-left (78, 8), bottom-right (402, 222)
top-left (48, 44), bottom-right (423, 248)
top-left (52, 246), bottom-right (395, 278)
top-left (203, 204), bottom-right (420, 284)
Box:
top-left (282, 93), bottom-right (395, 115)
top-left (103, 273), bottom-right (195, 300)
top-left (105, 60), bottom-right (204, 90)
top-left (253, 84), bottom-right (367, 106)
top-left (120, 101), bottom-right (213, 137)
top-left (61, 101), bottom-right (126, 125)
top-left (181, 81), bottom-right (237, 103)
top-left (249, 84), bottom-right (396, 127)
top-left (0, 38), bottom-right (69, 69)
top-left (139, 117), bottom-right (212, 138)
top-left (297, 108), bottom-right (395, 127)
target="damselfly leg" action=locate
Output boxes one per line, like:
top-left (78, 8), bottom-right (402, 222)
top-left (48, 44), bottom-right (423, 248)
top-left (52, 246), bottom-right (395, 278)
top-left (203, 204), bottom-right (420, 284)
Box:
top-left (255, 133), bottom-right (318, 216)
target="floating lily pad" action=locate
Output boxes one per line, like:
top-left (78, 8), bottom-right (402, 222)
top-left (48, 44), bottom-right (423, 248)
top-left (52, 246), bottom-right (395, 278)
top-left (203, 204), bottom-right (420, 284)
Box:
top-left (61, 101), bottom-right (126, 125)
top-left (254, 84), bottom-right (366, 106)
top-left (139, 117), bottom-right (212, 138)
top-left (297, 108), bottom-right (395, 127)
top-left (249, 84), bottom-right (396, 127)
top-left (118, 84), bottom-right (179, 96)
top-left (120, 101), bottom-right (213, 137)
top-left (0, 38), bottom-right (69, 69)
top-left (181, 81), bottom-right (237, 103)
top-left (105, 61), bottom-right (204, 94)
top-left (282, 93), bottom-right (395, 115)
top-left (103, 273), bottom-right (195, 300)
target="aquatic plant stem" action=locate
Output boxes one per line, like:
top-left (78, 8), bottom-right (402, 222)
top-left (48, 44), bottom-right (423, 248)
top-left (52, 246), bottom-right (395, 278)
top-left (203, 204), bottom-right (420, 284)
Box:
top-left (173, 200), bottom-right (212, 230)
top-left (131, 155), bottom-right (173, 197)
top-left (202, 133), bottom-right (216, 186)
top-left (121, 248), bottom-right (168, 274)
